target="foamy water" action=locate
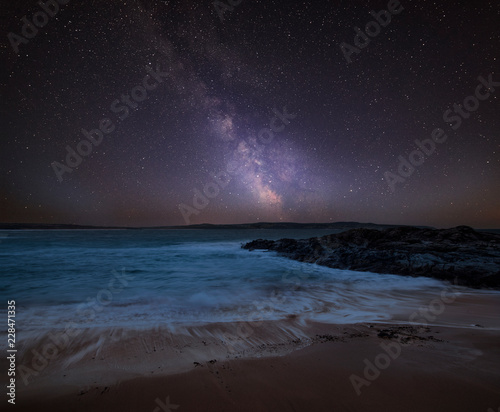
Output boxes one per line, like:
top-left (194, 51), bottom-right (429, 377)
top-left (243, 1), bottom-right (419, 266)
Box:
top-left (0, 229), bottom-right (495, 334)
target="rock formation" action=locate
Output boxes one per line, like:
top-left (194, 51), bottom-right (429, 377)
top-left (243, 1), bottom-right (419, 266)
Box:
top-left (242, 226), bottom-right (500, 289)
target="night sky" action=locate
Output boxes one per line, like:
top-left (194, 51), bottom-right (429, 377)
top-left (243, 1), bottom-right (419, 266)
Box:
top-left (1, 0), bottom-right (499, 228)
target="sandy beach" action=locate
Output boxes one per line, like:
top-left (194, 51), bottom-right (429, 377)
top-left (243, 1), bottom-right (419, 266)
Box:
top-left (6, 292), bottom-right (500, 412)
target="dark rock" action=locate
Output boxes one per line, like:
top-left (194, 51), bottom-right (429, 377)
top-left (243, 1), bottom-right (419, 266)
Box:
top-left (242, 226), bottom-right (500, 289)
top-left (377, 329), bottom-right (398, 339)
top-left (243, 239), bottom-right (276, 251)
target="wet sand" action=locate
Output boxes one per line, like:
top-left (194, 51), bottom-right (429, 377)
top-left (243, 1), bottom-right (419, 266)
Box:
top-left (6, 292), bottom-right (500, 411)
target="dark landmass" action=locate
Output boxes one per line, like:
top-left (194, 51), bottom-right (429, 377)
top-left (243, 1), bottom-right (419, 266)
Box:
top-left (0, 223), bottom-right (132, 230)
top-left (1, 221), bottom-right (499, 234)
top-left (154, 222), bottom-right (427, 230)
top-left (242, 226), bottom-right (500, 289)
top-left (0, 221), bottom-right (426, 231)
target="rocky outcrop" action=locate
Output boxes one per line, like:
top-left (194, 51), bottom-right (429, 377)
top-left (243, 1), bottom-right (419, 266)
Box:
top-left (242, 226), bottom-right (500, 289)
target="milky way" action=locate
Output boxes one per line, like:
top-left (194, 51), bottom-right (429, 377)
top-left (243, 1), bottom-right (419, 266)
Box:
top-left (1, 0), bottom-right (499, 227)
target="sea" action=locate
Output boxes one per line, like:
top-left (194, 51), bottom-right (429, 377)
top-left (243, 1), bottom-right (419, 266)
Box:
top-left (0, 229), bottom-right (491, 335)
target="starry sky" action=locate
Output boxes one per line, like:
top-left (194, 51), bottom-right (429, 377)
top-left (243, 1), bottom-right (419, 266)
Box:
top-left (1, 0), bottom-right (499, 228)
